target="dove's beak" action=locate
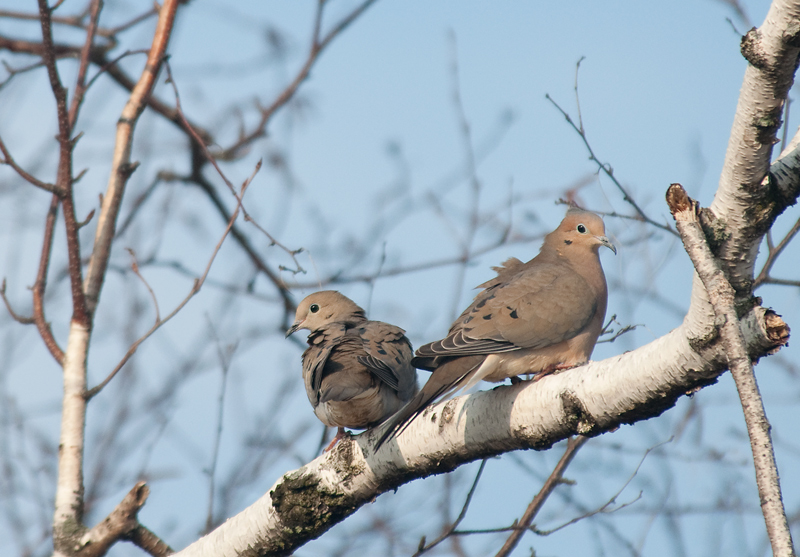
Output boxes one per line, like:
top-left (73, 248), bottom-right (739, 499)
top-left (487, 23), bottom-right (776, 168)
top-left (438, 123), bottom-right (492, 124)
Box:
top-left (286, 321), bottom-right (302, 338)
top-left (596, 235), bottom-right (617, 255)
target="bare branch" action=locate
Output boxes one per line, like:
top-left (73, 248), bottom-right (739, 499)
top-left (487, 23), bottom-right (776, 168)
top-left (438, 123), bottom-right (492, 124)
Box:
top-left (33, 195), bottom-right (65, 365)
top-left (85, 162), bottom-right (260, 400)
top-left (162, 60), bottom-right (306, 276)
top-left (37, 0), bottom-right (90, 328)
top-left (124, 525), bottom-right (174, 557)
top-left (204, 321), bottom-right (238, 534)
top-left (413, 459), bottom-right (488, 556)
top-left (494, 436), bottom-right (588, 556)
top-left (754, 216), bottom-right (800, 288)
top-left (0, 279), bottom-right (35, 325)
top-left (597, 314), bottom-right (640, 344)
top-left (126, 249), bottom-right (161, 324)
top-left (216, 0), bottom-right (379, 160)
top-left (83, 0), bottom-right (181, 318)
top-left (667, 183), bottom-right (795, 557)
top-left (67, 0), bottom-right (102, 129)
top-left (77, 482), bottom-right (150, 557)
top-left (0, 134), bottom-right (62, 195)
top-left (545, 93), bottom-right (678, 237)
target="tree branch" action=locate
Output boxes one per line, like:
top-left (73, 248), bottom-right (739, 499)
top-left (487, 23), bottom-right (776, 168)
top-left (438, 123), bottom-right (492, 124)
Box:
top-left (494, 435), bottom-right (588, 556)
top-left (413, 459), bottom-right (488, 556)
top-left (33, 195), bottom-right (65, 365)
top-left (67, 0), bottom-right (103, 130)
top-left (709, 0), bottom-right (800, 290)
top-left (172, 303), bottom-right (787, 557)
top-left (76, 482), bottom-right (150, 557)
top-left (216, 0), bottom-right (379, 161)
top-left (85, 161), bottom-right (259, 400)
top-left (667, 183), bottom-right (795, 557)
top-left (83, 0), bottom-right (180, 318)
top-left (0, 134), bottom-right (62, 195)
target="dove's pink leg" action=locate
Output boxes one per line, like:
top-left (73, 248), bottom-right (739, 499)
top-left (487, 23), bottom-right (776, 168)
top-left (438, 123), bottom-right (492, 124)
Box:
top-left (533, 362), bottom-right (582, 381)
top-left (324, 427), bottom-right (348, 452)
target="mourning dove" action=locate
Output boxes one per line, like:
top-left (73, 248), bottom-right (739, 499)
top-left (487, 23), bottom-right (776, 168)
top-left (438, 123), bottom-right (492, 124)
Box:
top-left (376, 207), bottom-right (615, 448)
top-left (286, 291), bottom-right (418, 450)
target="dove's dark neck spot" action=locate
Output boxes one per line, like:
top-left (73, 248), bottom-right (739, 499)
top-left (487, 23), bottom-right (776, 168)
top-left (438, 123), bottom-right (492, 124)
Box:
top-left (564, 239), bottom-right (573, 245)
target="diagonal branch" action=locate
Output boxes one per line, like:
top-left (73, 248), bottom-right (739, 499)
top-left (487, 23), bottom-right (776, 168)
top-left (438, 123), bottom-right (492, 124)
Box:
top-left (0, 133), bottom-right (63, 195)
top-left (494, 435), bottom-right (588, 556)
top-left (667, 183), bottom-right (795, 557)
top-left (67, 0), bottom-right (103, 129)
top-left (545, 93), bottom-right (678, 237)
top-left (172, 299), bottom-right (787, 557)
top-left (70, 480), bottom-right (174, 556)
top-left (413, 459), bottom-right (488, 556)
top-left (82, 0), bottom-right (181, 318)
top-left (216, 0), bottom-right (379, 161)
top-left (754, 216), bottom-right (800, 288)
top-left (85, 162), bottom-right (260, 400)
top-left (33, 195), bottom-right (65, 365)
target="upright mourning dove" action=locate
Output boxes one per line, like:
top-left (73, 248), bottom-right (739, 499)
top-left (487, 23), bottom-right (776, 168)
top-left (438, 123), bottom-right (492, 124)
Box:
top-left (376, 207), bottom-right (615, 448)
top-left (286, 291), bottom-right (418, 450)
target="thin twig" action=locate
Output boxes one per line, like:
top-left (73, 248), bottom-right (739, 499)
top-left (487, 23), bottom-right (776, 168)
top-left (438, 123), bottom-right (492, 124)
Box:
top-left (494, 436), bottom-right (588, 557)
top-left (162, 60), bottom-right (305, 276)
top-left (126, 249), bottom-right (160, 324)
top-left (217, 0), bottom-right (379, 160)
top-left (159, 61), bottom-right (298, 318)
top-left (597, 314), bottom-right (639, 344)
top-left (754, 216), bottom-right (800, 288)
top-left (546, 93), bottom-right (678, 237)
top-left (452, 441), bottom-right (663, 540)
top-left (0, 134), bottom-right (62, 195)
top-left (67, 0), bottom-right (103, 129)
top-left (85, 161), bottom-right (261, 400)
top-left (445, 30), bottom-right (483, 321)
top-left (0, 279), bottom-right (35, 325)
top-left (413, 459), bottom-right (488, 556)
top-left (85, 48), bottom-right (149, 90)
top-left (204, 320), bottom-right (237, 534)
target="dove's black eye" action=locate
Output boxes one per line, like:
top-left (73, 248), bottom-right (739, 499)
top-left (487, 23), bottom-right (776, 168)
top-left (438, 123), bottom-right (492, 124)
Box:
top-left (309, 304), bottom-right (320, 313)
top-left (576, 224), bottom-right (587, 234)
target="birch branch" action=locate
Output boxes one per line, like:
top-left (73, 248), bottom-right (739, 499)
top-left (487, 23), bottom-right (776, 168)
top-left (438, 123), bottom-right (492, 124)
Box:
top-left (50, 1), bottom-right (181, 554)
top-left (709, 0), bottom-right (800, 288)
top-left (173, 305), bottom-right (788, 557)
top-left (83, 0), bottom-right (180, 317)
top-left (667, 183), bottom-right (795, 557)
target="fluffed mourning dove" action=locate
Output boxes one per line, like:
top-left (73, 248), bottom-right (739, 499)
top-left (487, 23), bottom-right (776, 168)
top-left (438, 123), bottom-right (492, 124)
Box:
top-left (286, 291), bottom-right (418, 450)
top-left (376, 207), bottom-right (615, 448)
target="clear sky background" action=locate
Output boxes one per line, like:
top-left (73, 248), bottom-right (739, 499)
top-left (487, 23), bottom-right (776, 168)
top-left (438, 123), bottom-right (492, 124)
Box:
top-left (1, 0), bottom-right (799, 556)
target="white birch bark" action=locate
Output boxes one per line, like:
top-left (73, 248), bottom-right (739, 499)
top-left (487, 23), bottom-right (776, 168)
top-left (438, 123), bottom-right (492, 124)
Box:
top-left (53, 322), bottom-right (90, 556)
top-left (173, 306), bottom-right (787, 557)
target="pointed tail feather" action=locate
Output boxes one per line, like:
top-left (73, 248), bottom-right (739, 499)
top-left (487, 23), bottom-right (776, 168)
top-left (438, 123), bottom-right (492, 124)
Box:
top-left (373, 356), bottom-right (484, 450)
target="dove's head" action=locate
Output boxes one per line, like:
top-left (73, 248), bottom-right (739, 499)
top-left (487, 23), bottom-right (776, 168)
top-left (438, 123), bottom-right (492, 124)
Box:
top-left (286, 291), bottom-right (367, 337)
top-left (546, 207), bottom-right (616, 256)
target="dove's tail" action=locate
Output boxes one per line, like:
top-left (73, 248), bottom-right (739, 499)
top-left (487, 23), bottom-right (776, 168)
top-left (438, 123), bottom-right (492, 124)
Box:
top-left (373, 356), bottom-right (484, 450)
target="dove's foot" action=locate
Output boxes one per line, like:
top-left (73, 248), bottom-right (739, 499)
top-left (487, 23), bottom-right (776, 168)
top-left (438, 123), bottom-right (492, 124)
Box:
top-left (534, 362), bottom-right (582, 381)
top-left (324, 427), bottom-right (349, 452)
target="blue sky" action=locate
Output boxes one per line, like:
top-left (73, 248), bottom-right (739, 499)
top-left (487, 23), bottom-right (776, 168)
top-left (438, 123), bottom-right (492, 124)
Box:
top-left (1, 0), bottom-right (799, 555)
